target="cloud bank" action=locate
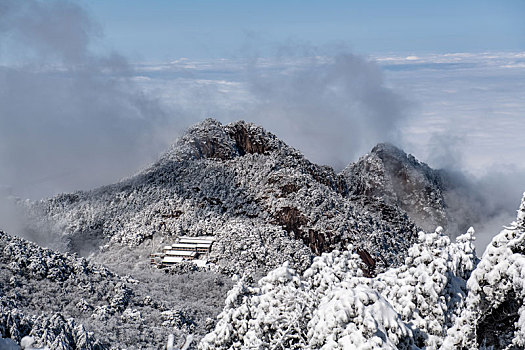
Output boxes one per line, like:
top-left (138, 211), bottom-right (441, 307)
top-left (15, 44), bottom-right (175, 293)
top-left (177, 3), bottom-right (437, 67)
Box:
top-left (0, 0), bottom-right (177, 200)
top-left (244, 52), bottom-right (411, 169)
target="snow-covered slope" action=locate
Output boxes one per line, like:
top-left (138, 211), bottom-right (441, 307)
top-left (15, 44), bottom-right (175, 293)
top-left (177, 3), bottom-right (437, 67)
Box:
top-left (26, 119), bottom-right (419, 274)
top-left (342, 142), bottom-right (491, 235)
top-left (0, 230), bottom-right (231, 349)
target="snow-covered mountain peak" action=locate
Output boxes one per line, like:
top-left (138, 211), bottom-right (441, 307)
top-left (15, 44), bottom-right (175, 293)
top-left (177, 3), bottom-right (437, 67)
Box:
top-left (370, 142), bottom-right (431, 172)
top-left (343, 143), bottom-right (447, 232)
top-left (25, 119), bottom-right (420, 275)
top-left (159, 118), bottom-right (291, 165)
top-left (370, 142), bottom-right (408, 158)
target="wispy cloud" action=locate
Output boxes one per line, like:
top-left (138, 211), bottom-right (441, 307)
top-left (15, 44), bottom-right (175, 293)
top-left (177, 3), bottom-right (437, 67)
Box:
top-left (384, 51), bottom-right (525, 173)
top-left (131, 50), bottom-right (525, 173)
top-left (131, 50), bottom-right (525, 253)
top-left (0, 0), bottom-right (178, 200)
top-left (378, 51), bottom-right (525, 252)
top-left (243, 52), bottom-right (411, 169)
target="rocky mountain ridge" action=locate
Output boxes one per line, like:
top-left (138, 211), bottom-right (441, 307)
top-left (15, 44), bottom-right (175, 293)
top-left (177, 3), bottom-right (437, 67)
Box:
top-left (344, 142), bottom-right (449, 232)
top-left (344, 142), bottom-right (498, 236)
top-left (25, 119), bottom-right (427, 275)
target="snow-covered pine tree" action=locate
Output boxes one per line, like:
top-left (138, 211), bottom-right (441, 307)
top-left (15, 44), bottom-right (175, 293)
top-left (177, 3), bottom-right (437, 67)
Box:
top-left (307, 283), bottom-right (414, 349)
top-left (302, 246), bottom-right (364, 297)
top-left (199, 248), bottom-right (365, 349)
top-left (200, 229), bottom-right (479, 349)
top-left (371, 226), bottom-right (477, 349)
top-left (302, 247), bottom-right (416, 349)
top-left (198, 276), bottom-right (257, 349)
top-left (199, 263), bottom-right (312, 349)
top-left (443, 192), bottom-right (525, 349)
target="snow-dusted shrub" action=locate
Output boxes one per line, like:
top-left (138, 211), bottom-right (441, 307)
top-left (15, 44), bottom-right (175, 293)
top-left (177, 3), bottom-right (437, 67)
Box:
top-left (444, 192), bottom-right (525, 349)
top-left (0, 309), bottom-right (103, 349)
top-left (0, 230), bottom-right (231, 348)
top-left (210, 220), bottom-right (313, 275)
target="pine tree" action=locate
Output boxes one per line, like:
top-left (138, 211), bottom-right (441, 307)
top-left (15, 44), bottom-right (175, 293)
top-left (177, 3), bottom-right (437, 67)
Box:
top-left (370, 226), bottom-right (477, 349)
top-left (444, 192), bottom-right (525, 349)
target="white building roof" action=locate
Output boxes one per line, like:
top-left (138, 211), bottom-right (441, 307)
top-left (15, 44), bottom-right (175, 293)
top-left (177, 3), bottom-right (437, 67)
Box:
top-left (162, 256), bottom-right (184, 264)
top-left (178, 238), bottom-right (214, 245)
top-left (179, 235), bottom-right (215, 241)
top-left (164, 250), bottom-right (197, 257)
top-left (169, 243), bottom-right (211, 249)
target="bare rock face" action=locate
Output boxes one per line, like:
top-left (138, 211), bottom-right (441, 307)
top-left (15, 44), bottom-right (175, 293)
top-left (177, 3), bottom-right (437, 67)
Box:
top-left (164, 118), bottom-right (239, 161)
top-left (159, 119), bottom-right (282, 162)
top-left (225, 121), bottom-right (277, 156)
top-left (272, 206), bottom-right (331, 255)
